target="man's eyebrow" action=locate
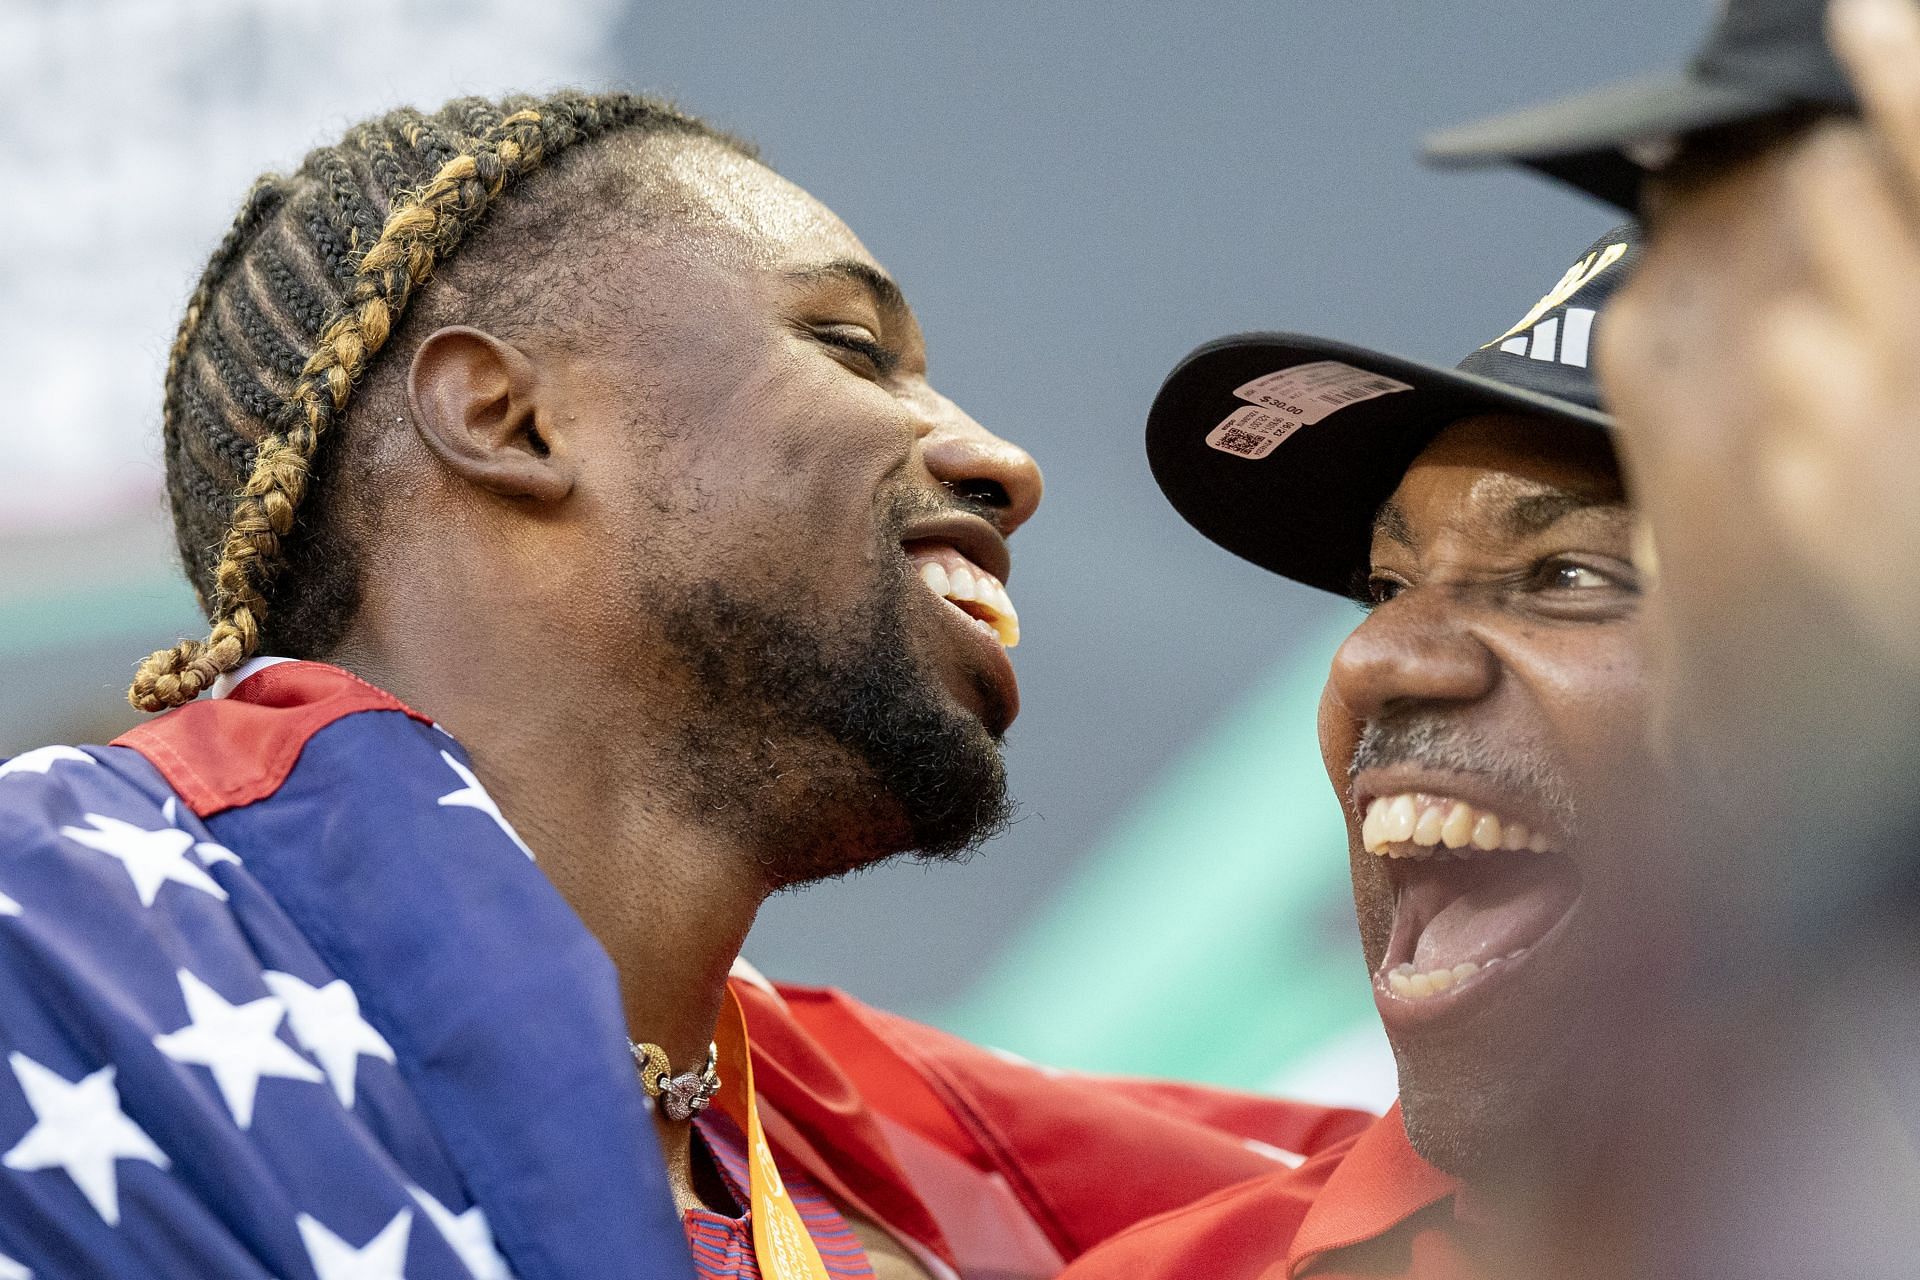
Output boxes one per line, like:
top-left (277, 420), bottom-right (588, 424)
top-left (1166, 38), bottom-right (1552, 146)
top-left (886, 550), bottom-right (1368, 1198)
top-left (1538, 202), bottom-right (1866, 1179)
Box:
top-left (1372, 500), bottom-right (1415, 549)
top-left (1498, 490), bottom-right (1628, 539)
top-left (784, 259), bottom-right (907, 317)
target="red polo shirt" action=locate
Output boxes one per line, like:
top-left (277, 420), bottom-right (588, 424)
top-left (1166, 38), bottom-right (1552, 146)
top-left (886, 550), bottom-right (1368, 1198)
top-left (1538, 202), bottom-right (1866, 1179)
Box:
top-left (1053, 1104), bottom-right (1470, 1279)
top-left (735, 974), bottom-right (1380, 1277)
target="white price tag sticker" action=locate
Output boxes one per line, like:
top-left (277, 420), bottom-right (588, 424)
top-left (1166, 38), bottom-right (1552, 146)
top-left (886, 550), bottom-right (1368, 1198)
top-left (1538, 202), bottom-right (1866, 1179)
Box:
top-left (1204, 406), bottom-right (1301, 460)
top-left (1232, 360), bottom-right (1413, 424)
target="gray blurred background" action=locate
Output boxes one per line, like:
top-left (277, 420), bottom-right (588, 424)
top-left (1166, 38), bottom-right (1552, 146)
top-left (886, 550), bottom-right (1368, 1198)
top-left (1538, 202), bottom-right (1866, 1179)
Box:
top-left (0, 0), bottom-right (1693, 1105)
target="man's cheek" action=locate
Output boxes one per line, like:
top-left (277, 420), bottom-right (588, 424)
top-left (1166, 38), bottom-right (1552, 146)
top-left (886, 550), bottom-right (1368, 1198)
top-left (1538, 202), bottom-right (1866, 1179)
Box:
top-left (1634, 588), bottom-right (1691, 769)
top-left (1316, 684), bottom-right (1359, 785)
top-left (1348, 848), bottom-right (1394, 967)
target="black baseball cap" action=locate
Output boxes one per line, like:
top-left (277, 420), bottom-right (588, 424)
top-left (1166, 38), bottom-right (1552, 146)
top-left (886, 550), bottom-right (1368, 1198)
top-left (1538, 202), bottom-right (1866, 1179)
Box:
top-left (1147, 225), bottom-right (1636, 597)
top-left (1424, 0), bottom-right (1856, 210)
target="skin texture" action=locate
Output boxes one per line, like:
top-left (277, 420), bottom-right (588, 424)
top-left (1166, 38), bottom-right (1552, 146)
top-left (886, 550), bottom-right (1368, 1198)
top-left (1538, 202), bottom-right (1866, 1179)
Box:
top-left (1316, 414), bottom-right (1681, 1192)
top-left (1599, 0), bottom-right (1920, 917)
top-left (1555, 3), bottom-right (1920, 1272)
top-left (324, 136), bottom-right (1041, 1266)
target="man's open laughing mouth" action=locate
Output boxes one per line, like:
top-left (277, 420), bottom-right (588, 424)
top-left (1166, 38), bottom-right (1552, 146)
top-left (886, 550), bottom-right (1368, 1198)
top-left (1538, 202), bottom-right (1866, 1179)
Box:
top-left (904, 540), bottom-right (1020, 648)
top-left (1354, 776), bottom-right (1583, 1018)
top-left (898, 514), bottom-right (1022, 731)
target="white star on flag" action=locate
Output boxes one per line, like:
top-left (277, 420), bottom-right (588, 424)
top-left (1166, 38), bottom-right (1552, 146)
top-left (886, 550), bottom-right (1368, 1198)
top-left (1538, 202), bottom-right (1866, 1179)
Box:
top-left (297, 1207), bottom-right (413, 1280)
top-left (194, 840), bottom-right (241, 867)
top-left (261, 972), bottom-right (395, 1110)
top-left (59, 814), bottom-right (227, 909)
top-left (1, 1053), bottom-right (168, 1226)
top-left (0, 746), bottom-right (94, 780)
top-left (436, 752), bottom-right (534, 860)
top-left (0, 891), bottom-right (19, 917)
top-left (153, 970), bottom-right (323, 1129)
top-left (410, 1185), bottom-right (512, 1280)
top-left (0, 1249), bottom-right (29, 1278)
top-left (159, 799), bottom-right (242, 868)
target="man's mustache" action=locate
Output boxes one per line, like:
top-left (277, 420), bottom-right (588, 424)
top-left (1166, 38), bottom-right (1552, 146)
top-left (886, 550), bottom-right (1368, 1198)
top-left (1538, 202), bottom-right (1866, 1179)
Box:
top-left (1348, 715), bottom-right (1576, 831)
top-left (885, 485), bottom-right (1004, 537)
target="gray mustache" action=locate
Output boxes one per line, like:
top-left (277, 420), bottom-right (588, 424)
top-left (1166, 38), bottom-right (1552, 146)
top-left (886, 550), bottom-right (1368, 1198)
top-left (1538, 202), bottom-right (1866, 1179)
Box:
top-left (1348, 716), bottom-right (1576, 830)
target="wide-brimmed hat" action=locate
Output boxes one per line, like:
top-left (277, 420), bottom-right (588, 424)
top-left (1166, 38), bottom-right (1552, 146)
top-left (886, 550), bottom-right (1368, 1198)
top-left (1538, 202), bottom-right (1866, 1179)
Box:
top-left (1424, 0), bottom-right (1854, 209)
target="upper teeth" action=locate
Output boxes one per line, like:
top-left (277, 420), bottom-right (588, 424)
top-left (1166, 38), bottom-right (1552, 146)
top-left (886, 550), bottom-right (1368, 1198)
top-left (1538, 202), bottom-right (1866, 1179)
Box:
top-left (917, 559), bottom-right (1020, 648)
top-left (1360, 793), bottom-right (1556, 857)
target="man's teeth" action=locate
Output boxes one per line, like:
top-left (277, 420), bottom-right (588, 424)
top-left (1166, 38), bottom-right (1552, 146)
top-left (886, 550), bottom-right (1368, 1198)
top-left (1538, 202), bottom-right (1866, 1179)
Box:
top-left (1384, 953), bottom-right (1522, 1000)
top-left (1360, 793), bottom-right (1557, 857)
top-left (918, 560), bottom-right (1020, 648)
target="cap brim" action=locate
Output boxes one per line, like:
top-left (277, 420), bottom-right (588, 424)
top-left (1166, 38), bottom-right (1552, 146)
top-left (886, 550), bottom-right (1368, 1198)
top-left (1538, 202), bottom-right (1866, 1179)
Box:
top-left (1422, 69), bottom-right (1786, 209)
top-left (1147, 332), bottom-right (1612, 597)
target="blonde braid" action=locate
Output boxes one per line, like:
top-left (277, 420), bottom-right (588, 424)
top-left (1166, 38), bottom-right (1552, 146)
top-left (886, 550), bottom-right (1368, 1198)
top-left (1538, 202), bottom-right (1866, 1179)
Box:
top-left (133, 95), bottom-right (732, 711)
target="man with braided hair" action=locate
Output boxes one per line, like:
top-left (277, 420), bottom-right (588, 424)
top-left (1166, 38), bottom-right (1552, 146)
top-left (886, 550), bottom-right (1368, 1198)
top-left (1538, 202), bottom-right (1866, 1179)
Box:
top-left (0, 92), bottom-right (1367, 1279)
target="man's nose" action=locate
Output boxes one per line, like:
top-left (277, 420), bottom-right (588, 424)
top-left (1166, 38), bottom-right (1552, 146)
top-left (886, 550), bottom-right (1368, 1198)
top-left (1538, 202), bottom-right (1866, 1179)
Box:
top-left (920, 403), bottom-right (1044, 537)
top-left (1326, 588), bottom-right (1500, 726)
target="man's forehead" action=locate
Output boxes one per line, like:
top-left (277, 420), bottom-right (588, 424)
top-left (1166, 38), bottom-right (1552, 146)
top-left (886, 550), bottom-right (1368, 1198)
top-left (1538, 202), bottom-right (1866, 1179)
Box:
top-left (1375, 416), bottom-right (1626, 547)
top-left (1374, 474), bottom-right (1625, 549)
top-left (648, 139), bottom-right (877, 270)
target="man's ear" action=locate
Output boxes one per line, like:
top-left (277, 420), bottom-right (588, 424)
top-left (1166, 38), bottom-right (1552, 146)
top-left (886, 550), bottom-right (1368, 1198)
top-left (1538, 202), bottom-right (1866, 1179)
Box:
top-left (406, 326), bottom-right (574, 503)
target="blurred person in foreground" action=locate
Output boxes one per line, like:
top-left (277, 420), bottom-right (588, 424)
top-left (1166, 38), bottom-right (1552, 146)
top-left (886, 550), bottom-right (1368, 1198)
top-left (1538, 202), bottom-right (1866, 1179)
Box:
top-left (1060, 226), bottom-right (1688, 1279)
top-left (1427, 0), bottom-right (1920, 1273)
top-left (0, 92), bottom-right (1371, 1280)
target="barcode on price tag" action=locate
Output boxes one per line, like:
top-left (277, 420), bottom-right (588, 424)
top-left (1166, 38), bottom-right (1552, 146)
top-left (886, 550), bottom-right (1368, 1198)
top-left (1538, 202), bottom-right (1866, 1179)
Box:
top-left (1232, 360), bottom-right (1413, 424)
top-left (1205, 406), bottom-right (1303, 460)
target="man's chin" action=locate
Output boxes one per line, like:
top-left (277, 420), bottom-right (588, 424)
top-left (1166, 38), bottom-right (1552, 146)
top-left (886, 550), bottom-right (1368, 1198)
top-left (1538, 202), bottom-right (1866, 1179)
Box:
top-left (657, 568), bottom-right (1013, 880)
top-left (822, 645), bottom-right (1014, 864)
top-left (898, 736), bottom-right (1011, 861)
top-left (1396, 1041), bottom-right (1614, 1194)
top-left (753, 736), bottom-right (1010, 888)
top-left (1399, 1079), bottom-right (1531, 1185)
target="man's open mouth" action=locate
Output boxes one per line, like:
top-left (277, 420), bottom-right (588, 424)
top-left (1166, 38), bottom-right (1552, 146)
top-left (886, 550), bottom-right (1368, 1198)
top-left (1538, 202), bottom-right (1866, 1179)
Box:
top-left (904, 540), bottom-right (1020, 648)
top-left (1360, 790), bottom-right (1581, 1003)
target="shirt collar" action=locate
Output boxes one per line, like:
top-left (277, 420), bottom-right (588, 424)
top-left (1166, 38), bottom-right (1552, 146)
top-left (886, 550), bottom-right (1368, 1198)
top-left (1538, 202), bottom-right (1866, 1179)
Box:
top-left (1287, 1103), bottom-right (1460, 1275)
top-left (210, 654), bottom-right (297, 698)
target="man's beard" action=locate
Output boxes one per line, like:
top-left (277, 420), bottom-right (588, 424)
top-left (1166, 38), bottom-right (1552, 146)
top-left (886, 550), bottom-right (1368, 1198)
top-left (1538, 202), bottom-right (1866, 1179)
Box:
top-left (655, 537), bottom-right (1013, 887)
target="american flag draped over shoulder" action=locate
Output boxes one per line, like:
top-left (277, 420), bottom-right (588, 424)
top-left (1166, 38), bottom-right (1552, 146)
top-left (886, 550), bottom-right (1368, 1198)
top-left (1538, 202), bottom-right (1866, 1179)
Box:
top-left (0, 661), bottom-right (694, 1279)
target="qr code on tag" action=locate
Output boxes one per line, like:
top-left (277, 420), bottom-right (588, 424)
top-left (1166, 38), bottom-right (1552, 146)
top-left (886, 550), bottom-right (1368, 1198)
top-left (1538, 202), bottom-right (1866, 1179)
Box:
top-left (1205, 423), bottom-right (1280, 459)
top-left (1218, 427), bottom-right (1272, 455)
top-left (1205, 407), bottom-right (1292, 459)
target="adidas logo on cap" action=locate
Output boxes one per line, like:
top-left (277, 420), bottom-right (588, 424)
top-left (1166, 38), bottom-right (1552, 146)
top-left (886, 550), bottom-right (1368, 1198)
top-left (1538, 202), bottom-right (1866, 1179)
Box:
top-left (1495, 306), bottom-right (1597, 368)
top-left (1454, 225), bottom-right (1638, 412)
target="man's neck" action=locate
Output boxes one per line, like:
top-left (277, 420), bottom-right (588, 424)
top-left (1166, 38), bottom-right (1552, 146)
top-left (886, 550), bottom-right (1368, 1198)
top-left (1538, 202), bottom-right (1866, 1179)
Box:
top-left (330, 640), bottom-right (777, 1204)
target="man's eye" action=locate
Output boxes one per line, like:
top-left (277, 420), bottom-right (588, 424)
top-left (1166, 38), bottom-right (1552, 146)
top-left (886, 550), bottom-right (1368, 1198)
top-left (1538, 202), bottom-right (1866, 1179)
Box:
top-left (815, 326), bottom-right (899, 376)
top-left (1364, 574), bottom-right (1406, 607)
top-left (1534, 559), bottom-right (1626, 592)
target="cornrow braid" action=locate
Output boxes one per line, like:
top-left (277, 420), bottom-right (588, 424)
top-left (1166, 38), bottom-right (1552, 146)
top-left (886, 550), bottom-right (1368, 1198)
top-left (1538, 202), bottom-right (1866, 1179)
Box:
top-left (134, 90), bottom-right (753, 711)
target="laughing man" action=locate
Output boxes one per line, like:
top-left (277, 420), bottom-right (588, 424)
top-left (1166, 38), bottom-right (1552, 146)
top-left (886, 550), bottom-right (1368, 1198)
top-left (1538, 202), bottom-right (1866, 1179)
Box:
top-left (1061, 224), bottom-right (1675, 1278)
top-left (1420, 0), bottom-right (1920, 1269)
top-left (0, 91), bottom-right (1372, 1280)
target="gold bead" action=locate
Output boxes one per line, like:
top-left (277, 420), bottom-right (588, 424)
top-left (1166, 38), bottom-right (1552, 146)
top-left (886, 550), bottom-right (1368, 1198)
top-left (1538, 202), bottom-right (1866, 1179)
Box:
top-left (630, 1041), bottom-right (672, 1095)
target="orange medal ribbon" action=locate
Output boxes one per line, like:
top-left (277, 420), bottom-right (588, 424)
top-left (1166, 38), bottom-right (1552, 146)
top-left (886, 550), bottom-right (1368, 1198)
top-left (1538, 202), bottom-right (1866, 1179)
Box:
top-left (712, 986), bottom-right (834, 1280)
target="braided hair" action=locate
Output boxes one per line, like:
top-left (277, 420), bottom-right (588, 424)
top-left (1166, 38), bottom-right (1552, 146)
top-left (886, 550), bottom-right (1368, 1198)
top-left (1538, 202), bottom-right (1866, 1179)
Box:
top-left (134, 91), bottom-right (753, 712)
